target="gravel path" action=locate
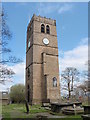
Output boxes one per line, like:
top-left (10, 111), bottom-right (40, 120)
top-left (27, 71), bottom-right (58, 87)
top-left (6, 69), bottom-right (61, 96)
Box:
top-left (35, 112), bottom-right (66, 118)
top-left (0, 116), bottom-right (2, 120)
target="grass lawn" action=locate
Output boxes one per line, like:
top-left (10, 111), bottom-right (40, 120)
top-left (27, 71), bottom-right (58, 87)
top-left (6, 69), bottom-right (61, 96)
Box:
top-left (2, 104), bottom-right (83, 120)
top-left (2, 103), bottom-right (48, 118)
top-left (0, 103), bottom-right (2, 115)
top-left (49, 111), bottom-right (83, 120)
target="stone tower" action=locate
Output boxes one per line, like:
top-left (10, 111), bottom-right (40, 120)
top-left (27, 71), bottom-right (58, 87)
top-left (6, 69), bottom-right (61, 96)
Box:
top-left (26, 14), bottom-right (60, 104)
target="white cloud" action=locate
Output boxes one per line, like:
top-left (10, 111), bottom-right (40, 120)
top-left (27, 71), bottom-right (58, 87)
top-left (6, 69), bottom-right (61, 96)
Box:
top-left (38, 3), bottom-right (59, 15)
top-left (0, 62), bottom-right (25, 91)
top-left (79, 37), bottom-right (88, 45)
top-left (58, 4), bottom-right (73, 14)
top-left (38, 3), bottom-right (73, 15)
top-left (59, 37), bottom-right (88, 72)
top-left (11, 62), bottom-right (25, 85)
top-left (59, 38), bottom-right (88, 96)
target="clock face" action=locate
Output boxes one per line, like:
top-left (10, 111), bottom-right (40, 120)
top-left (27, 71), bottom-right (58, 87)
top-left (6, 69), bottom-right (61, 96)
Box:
top-left (43, 38), bottom-right (49, 45)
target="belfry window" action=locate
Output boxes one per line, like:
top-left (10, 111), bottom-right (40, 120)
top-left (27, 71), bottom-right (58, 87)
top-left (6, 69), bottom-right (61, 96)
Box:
top-left (53, 77), bottom-right (57, 87)
top-left (46, 25), bottom-right (50, 34)
top-left (41, 24), bottom-right (45, 33)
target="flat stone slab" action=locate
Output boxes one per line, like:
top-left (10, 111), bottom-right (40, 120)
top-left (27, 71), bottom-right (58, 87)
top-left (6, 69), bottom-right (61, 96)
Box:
top-left (51, 102), bottom-right (82, 113)
top-left (42, 103), bottom-right (51, 107)
top-left (82, 114), bottom-right (90, 117)
top-left (51, 102), bottom-right (82, 106)
top-left (83, 105), bottom-right (90, 114)
top-left (62, 107), bottom-right (84, 115)
top-left (36, 112), bottom-right (66, 118)
top-left (82, 114), bottom-right (90, 120)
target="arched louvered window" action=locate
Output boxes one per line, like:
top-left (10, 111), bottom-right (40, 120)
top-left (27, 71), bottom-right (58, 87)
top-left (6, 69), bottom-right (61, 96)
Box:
top-left (41, 24), bottom-right (45, 33)
top-left (53, 77), bottom-right (57, 87)
top-left (46, 25), bottom-right (50, 34)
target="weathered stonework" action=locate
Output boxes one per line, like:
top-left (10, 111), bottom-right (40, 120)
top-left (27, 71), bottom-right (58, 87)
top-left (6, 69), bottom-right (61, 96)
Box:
top-left (26, 14), bottom-right (60, 105)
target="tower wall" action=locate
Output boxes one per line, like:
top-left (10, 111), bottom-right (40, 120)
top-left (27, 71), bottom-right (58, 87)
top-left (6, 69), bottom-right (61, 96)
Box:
top-left (26, 14), bottom-right (60, 104)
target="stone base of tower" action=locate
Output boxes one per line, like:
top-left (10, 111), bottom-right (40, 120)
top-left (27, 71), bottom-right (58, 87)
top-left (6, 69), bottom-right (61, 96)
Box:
top-left (50, 99), bottom-right (61, 103)
top-left (29, 98), bottom-right (61, 105)
top-left (29, 99), bottom-right (42, 105)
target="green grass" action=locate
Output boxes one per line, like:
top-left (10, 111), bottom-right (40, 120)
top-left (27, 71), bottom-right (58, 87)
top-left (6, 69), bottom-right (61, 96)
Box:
top-left (66, 115), bottom-right (83, 119)
top-left (49, 111), bottom-right (83, 120)
top-left (82, 101), bottom-right (89, 106)
top-left (2, 104), bottom-right (83, 119)
top-left (0, 103), bottom-right (2, 115)
top-left (48, 118), bottom-right (82, 120)
top-left (2, 104), bottom-right (48, 118)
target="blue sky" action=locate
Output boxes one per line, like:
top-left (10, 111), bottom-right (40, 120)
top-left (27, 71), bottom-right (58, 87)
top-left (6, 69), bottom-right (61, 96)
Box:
top-left (3, 2), bottom-right (88, 54)
top-left (1, 2), bottom-right (88, 91)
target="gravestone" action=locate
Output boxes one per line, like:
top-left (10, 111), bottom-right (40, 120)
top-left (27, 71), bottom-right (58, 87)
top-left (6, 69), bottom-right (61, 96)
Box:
top-left (51, 102), bottom-right (83, 114)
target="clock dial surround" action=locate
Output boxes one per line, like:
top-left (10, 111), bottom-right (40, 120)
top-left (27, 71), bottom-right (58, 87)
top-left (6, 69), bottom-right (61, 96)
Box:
top-left (43, 38), bottom-right (49, 45)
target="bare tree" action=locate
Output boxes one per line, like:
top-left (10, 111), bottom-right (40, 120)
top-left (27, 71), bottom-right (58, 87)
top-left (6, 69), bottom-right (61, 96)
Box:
top-left (77, 81), bottom-right (88, 95)
top-left (0, 8), bottom-right (22, 85)
top-left (0, 8), bottom-right (21, 64)
top-left (0, 65), bottom-right (15, 85)
top-left (61, 67), bottom-right (79, 98)
top-left (82, 60), bottom-right (90, 92)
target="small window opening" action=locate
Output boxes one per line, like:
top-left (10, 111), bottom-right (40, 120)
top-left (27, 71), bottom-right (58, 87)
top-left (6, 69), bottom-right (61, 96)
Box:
top-left (53, 77), bottom-right (57, 87)
top-left (46, 25), bottom-right (50, 34)
top-left (41, 24), bottom-right (45, 33)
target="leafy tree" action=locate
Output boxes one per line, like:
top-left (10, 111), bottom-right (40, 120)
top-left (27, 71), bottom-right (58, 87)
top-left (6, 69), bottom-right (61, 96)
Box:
top-left (9, 84), bottom-right (25, 103)
top-left (61, 67), bottom-right (79, 98)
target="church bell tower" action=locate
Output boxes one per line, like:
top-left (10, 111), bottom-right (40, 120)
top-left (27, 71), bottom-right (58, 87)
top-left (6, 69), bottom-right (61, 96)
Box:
top-left (26, 14), bottom-right (60, 104)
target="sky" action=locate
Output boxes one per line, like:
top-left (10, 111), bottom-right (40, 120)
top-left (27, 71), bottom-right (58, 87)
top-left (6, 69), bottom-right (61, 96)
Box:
top-left (1, 0), bottom-right (90, 2)
top-left (0, 2), bottom-right (88, 92)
